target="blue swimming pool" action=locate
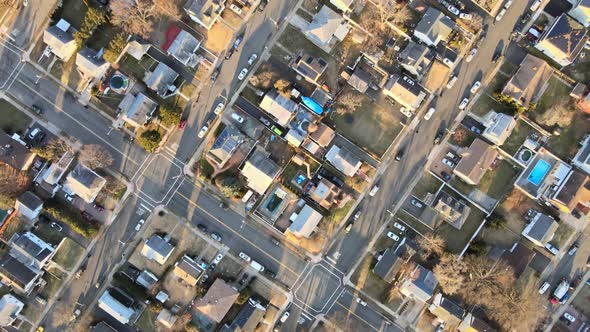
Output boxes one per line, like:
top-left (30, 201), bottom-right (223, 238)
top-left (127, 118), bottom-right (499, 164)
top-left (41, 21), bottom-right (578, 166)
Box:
top-left (527, 159), bottom-right (551, 186)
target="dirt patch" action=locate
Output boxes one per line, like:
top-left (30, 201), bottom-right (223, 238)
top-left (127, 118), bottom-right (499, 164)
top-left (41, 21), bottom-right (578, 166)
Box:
top-left (162, 269), bottom-right (198, 305)
top-left (204, 22), bottom-right (235, 55)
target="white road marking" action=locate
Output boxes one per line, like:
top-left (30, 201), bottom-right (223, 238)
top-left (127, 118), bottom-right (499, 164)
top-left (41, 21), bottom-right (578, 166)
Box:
top-left (293, 264), bottom-right (343, 313)
top-left (325, 256), bottom-right (337, 264)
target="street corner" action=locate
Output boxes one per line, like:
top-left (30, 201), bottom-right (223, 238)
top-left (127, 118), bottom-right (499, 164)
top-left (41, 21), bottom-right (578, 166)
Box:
top-left (294, 263), bottom-right (343, 313)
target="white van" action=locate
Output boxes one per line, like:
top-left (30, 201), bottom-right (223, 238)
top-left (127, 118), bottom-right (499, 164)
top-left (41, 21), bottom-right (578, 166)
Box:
top-left (250, 260), bottom-right (265, 272)
top-left (539, 281), bottom-right (550, 294)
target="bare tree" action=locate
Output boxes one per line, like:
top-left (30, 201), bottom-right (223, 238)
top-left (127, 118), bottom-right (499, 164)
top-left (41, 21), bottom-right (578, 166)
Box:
top-left (490, 282), bottom-right (545, 331)
top-left (249, 70), bottom-right (274, 89)
top-left (0, 165), bottom-right (31, 199)
top-left (417, 233), bottom-right (445, 260)
top-left (79, 144), bottom-right (113, 169)
top-left (273, 79), bottom-right (291, 97)
top-left (33, 138), bottom-right (73, 161)
top-left (335, 91), bottom-right (364, 114)
top-left (463, 13), bottom-right (484, 32)
top-left (109, 0), bottom-right (181, 38)
top-left (433, 253), bottom-right (467, 295)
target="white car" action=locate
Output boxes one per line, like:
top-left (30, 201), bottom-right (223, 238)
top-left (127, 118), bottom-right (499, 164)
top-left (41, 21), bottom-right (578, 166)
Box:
top-left (538, 281), bottom-right (550, 294)
top-left (198, 125), bottom-right (209, 138)
top-left (448, 5), bottom-right (460, 15)
top-left (369, 185), bottom-right (379, 197)
top-left (230, 3), bottom-right (243, 14)
top-left (238, 68), bottom-right (249, 80)
top-left (442, 158), bottom-right (455, 167)
top-left (424, 107), bottom-right (436, 120)
top-left (504, 0), bottom-right (514, 9)
top-left (355, 298), bottom-right (367, 306)
top-left (459, 98), bottom-right (469, 110)
top-left (135, 219), bottom-right (145, 231)
top-left (563, 313), bottom-right (576, 323)
top-left (280, 311), bottom-right (290, 323)
top-left (545, 243), bottom-right (559, 255)
top-left (446, 76), bottom-right (458, 89)
top-left (459, 12), bottom-right (472, 20)
top-left (231, 113), bottom-right (244, 123)
top-left (393, 222), bottom-right (406, 232)
top-left (466, 48), bottom-right (477, 63)
top-left (214, 102), bottom-right (225, 115)
top-left (387, 232), bottom-right (400, 241)
top-left (212, 253), bottom-right (223, 264)
top-left (248, 53), bottom-right (258, 65)
top-left (410, 198), bottom-right (424, 208)
top-left (470, 81), bottom-right (481, 94)
top-left (496, 8), bottom-right (506, 22)
top-left (65, 193), bottom-right (75, 202)
top-left (239, 252), bottom-right (251, 262)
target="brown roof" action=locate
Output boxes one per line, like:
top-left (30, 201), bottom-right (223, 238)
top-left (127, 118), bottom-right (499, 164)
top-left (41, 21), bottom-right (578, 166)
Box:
top-left (309, 123), bottom-right (335, 147)
top-left (501, 54), bottom-right (554, 108)
top-left (0, 131), bottom-right (35, 171)
top-left (453, 139), bottom-right (498, 185)
top-left (553, 170), bottom-right (590, 211)
top-left (500, 242), bottom-right (535, 278)
top-left (193, 279), bottom-right (238, 322)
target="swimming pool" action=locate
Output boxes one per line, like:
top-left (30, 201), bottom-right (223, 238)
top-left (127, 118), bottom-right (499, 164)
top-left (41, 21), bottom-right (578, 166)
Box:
top-left (527, 159), bottom-right (551, 186)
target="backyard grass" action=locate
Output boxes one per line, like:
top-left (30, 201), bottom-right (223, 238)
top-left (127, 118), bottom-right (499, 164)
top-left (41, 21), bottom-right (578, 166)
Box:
top-left (450, 159), bottom-right (521, 203)
top-left (500, 119), bottom-right (539, 156)
top-left (0, 98), bottom-right (31, 133)
top-left (279, 25), bottom-right (331, 60)
top-left (241, 86), bottom-right (262, 105)
top-left (17, 321), bottom-right (32, 332)
top-left (52, 0), bottom-right (87, 29)
top-left (87, 22), bottom-right (120, 50)
top-left (487, 71), bottom-right (511, 94)
top-left (280, 157), bottom-right (319, 195)
top-left (40, 272), bottom-right (63, 299)
top-left (136, 309), bottom-right (158, 332)
top-left (470, 93), bottom-right (512, 118)
top-left (571, 285), bottom-right (590, 318)
top-left (499, 61), bottom-right (518, 76)
top-left (350, 255), bottom-right (403, 312)
top-left (412, 172), bottom-right (443, 201)
top-left (564, 59), bottom-right (590, 82)
top-left (269, 45), bottom-right (293, 64)
top-left (533, 76), bottom-right (572, 117)
top-left (546, 112), bottom-right (590, 160)
top-left (437, 204), bottom-right (486, 254)
top-left (324, 93), bottom-right (403, 158)
top-left (550, 222), bottom-right (574, 250)
top-left (119, 55), bottom-right (157, 81)
top-left (33, 223), bottom-right (66, 246)
top-left (52, 238), bottom-right (85, 271)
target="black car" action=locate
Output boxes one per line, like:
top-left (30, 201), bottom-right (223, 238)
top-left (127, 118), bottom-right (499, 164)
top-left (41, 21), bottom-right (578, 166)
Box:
top-left (395, 149), bottom-right (404, 161)
top-left (434, 131), bottom-right (443, 144)
top-left (264, 270), bottom-right (276, 278)
top-left (491, 51), bottom-right (502, 63)
top-left (210, 68), bottom-right (220, 82)
top-left (225, 48), bottom-right (234, 60)
top-left (197, 224), bottom-right (208, 233)
top-left (31, 105), bottom-right (42, 115)
top-left (258, 0), bottom-right (267, 11)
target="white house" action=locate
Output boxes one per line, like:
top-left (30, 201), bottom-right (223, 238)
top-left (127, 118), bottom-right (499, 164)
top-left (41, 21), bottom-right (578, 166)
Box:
top-left (14, 191), bottom-right (43, 220)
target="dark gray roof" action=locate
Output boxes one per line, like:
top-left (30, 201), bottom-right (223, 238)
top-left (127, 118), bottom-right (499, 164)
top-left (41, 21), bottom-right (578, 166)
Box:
top-left (294, 53), bottom-right (328, 81)
top-left (348, 67), bottom-right (371, 93)
top-left (413, 265), bottom-right (438, 296)
top-left (439, 297), bottom-right (465, 319)
top-left (45, 25), bottom-right (74, 44)
top-left (227, 299), bottom-right (265, 331)
top-left (17, 191), bottom-right (43, 211)
top-left (12, 233), bottom-right (53, 263)
top-left (540, 14), bottom-right (587, 61)
top-left (373, 247), bottom-right (403, 282)
top-left (208, 125), bottom-right (244, 166)
top-left (136, 270), bottom-right (158, 289)
top-left (500, 242), bottom-right (536, 278)
top-left (90, 321), bottom-right (118, 332)
top-left (0, 255), bottom-right (39, 289)
top-left (415, 7), bottom-right (454, 45)
top-left (527, 214), bottom-right (557, 242)
top-left (0, 130), bottom-right (35, 171)
top-left (145, 235), bottom-right (175, 257)
top-left (399, 41), bottom-right (435, 74)
top-left (70, 164), bottom-right (105, 190)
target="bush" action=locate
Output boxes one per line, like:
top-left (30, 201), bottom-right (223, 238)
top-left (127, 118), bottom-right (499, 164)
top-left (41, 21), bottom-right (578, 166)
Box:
top-left (43, 199), bottom-right (99, 238)
top-left (486, 213), bottom-right (507, 230)
top-left (493, 92), bottom-right (526, 115)
top-left (199, 159), bottom-right (214, 180)
top-left (73, 7), bottom-right (107, 47)
top-left (103, 33), bottom-right (126, 64)
top-left (159, 101), bottom-right (182, 126)
top-left (217, 176), bottom-right (243, 198)
top-left (137, 130), bottom-right (162, 152)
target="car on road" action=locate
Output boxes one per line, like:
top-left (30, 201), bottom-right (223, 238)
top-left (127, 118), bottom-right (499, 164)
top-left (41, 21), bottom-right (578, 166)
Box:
top-left (410, 198), bottom-right (424, 208)
top-left (238, 68), bottom-right (249, 80)
top-left (50, 222), bottom-right (63, 232)
top-left (280, 311), bottom-right (290, 323)
top-left (248, 53), bottom-right (258, 65)
top-left (369, 185), bottom-right (379, 197)
top-left (492, 51), bottom-right (502, 63)
top-left (271, 237), bottom-right (280, 246)
top-left (198, 125), bottom-right (209, 138)
top-left (231, 113), bottom-right (244, 123)
top-left (344, 222), bottom-right (353, 233)
top-left (239, 252), bottom-right (251, 262)
top-left (214, 102), bottom-right (225, 115)
top-left (258, 0), bottom-right (267, 11)
top-left (352, 209), bottom-right (362, 221)
top-left (178, 118), bottom-right (187, 129)
top-left (250, 260), bottom-right (265, 272)
top-left (197, 224), bottom-right (208, 233)
top-left (496, 8), bottom-right (506, 22)
top-left (264, 269), bottom-right (276, 278)
top-left (31, 105), bottom-right (42, 115)
top-left (470, 81), bottom-right (481, 94)
top-left (459, 12), bottom-right (472, 20)
top-left (395, 149), bottom-right (404, 161)
top-left (568, 242), bottom-right (579, 255)
top-left (259, 117), bottom-right (271, 126)
top-left (355, 297), bottom-right (367, 306)
top-left (210, 232), bottom-right (222, 242)
top-left (135, 219), bottom-right (145, 231)
top-left (211, 68), bottom-right (220, 82)
top-left (504, 0), bottom-right (514, 8)
top-left (212, 253), bottom-right (223, 264)
top-left (393, 222), bottom-right (406, 232)
top-left (539, 281), bottom-right (550, 294)
top-left (434, 130), bottom-right (443, 144)
top-left (424, 107), bottom-right (436, 120)
top-left (466, 48), bottom-right (477, 62)
top-left (447, 5), bottom-right (459, 15)
top-left (386, 232), bottom-right (400, 241)
top-left (459, 98), bottom-right (469, 110)
top-left (446, 76), bottom-right (458, 89)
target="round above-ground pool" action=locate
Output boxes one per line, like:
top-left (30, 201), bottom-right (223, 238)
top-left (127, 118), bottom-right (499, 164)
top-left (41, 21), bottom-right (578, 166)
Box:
top-left (518, 148), bottom-right (533, 163)
top-left (110, 75), bottom-right (129, 90)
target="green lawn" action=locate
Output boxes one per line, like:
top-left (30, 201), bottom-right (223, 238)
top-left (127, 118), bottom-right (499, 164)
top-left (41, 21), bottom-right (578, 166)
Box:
top-left (87, 22), bottom-right (120, 50)
top-left (52, 0), bottom-right (88, 29)
top-left (0, 99), bottom-right (31, 134)
top-left (119, 55), bottom-right (157, 81)
top-left (533, 76), bottom-right (572, 117)
top-left (40, 272), bottom-right (63, 299)
top-left (33, 223), bottom-right (64, 246)
top-left (546, 112), bottom-right (590, 160)
top-left (564, 59), bottom-right (590, 82)
top-left (500, 119), bottom-right (538, 156)
top-left (412, 172), bottom-right (443, 201)
top-left (323, 91), bottom-right (403, 158)
top-left (136, 309), bottom-right (158, 332)
top-left (437, 204), bottom-right (486, 254)
top-left (470, 94), bottom-right (512, 117)
top-left (279, 25), bottom-right (331, 60)
top-left (451, 159), bottom-right (520, 200)
top-left (487, 71), bottom-right (511, 94)
top-left (550, 222), bottom-right (574, 250)
top-left (52, 238), bottom-right (85, 271)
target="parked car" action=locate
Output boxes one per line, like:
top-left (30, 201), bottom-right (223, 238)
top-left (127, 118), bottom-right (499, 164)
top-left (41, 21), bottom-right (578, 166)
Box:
top-left (386, 232), bottom-right (400, 241)
top-left (239, 252), bottom-right (251, 262)
top-left (459, 98), bottom-right (469, 110)
top-left (258, 0), bottom-right (267, 11)
top-left (459, 12), bottom-right (472, 20)
top-left (210, 232), bottom-right (222, 242)
top-left (135, 219), bottom-right (145, 231)
top-left (178, 118), bottom-right (187, 129)
top-left (280, 311), bottom-right (290, 323)
top-left (31, 105), bottom-right (42, 115)
top-left (28, 127), bottom-right (43, 140)
top-left (395, 149), bottom-right (404, 161)
top-left (198, 125), bottom-right (209, 138)
top-left (470, 126), bottom-right (482, 134)
top-left (447, 5), bottom-right (459, 15)
top-left (563, 313), bottom-right (576, 323)
top-left (424, 107), bottom-right (436, 120)
top-left (214, 102), bottom-right (225, 115)
top-left (211, 68), bottom-right (220, 82)
top-left (434, 130), bottom-right (443, 144)
top-left (212, 253), bottom-right (223, 264)
top-left (466, 48), bottom-right (477, 62)
top-left (353, 209), bottom-right (362, 221)
top-left (231, 113), bottom-right (244, 123)
top-left (441, 171), bottom-right (452, 181)
top-left (393, 222), bottom-right (406, 232)
top-left (248, 53), bottom-right (258, 65)
top-left (355, 297), bottom-right (367, 306)
top-left (344, 223), bottom-right (353, 233)
top-left (65, 193), bottom-right (75, 202)
top-left (369, 185), bottom-right (379, 197)
top-left (539, 281), bottom-right (551, 294)
top-left (229, 3), bottom-right (242, 14)
top-left (496, 8), bottom-right (507, 22)
top-left (50, 222), bottom-right (63, 232)
top-left (545, 243), bottom-right (559, 255)
top-left (238, 68), bottom-right (249, 80)
top-left (568, 242), bottom-right (579, 256)
top-left (410, 198), bottom-right (424, 208)
top-left (446, 76), bottom-right (458, 89)
top-left (435, 323), bottom-right (445, 332)
top-left (504, 0), bottom-right (514, 9)
top-left (270, 238), bottom-right (280, 246)
top-left (470, 81), bottom-right (481, 94)
top-left (259, 117), bottom-right (271, 126)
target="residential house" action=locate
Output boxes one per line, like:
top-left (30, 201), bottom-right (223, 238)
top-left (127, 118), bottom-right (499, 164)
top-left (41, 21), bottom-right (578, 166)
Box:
top-left (522, 213), bottom-right (559, 247)
top-left (432, 190), bottom-right (471, 229)
top-left (241, 150), bottom-right (280, 195)
top-left (347, 67), bottom-right (371, 93)
top-left (373, 242), bottom-right (414, 283)
top-left (0, 294), bottom-right (24, 327)
top-left (98, 288), bottom-right (138, 325)
top-left (453, 139), bottom-right (498, 185)
top-left (330, 0), bottom-right (355, 12)
top-left (90, 321), bottom-right (118, 332)
top-left (39, 151), bottom-right (75, 195)
top-left (500, 242), bottom-right (536, 279)
top-left (125, 40), bottom-right (151, 61)
top-left (43, 19), bottom-right (77, 61)
top-left (157, 309), bottom-right (178, 329)
top-left (569, 0), bottom-right (590, 27)
top-left (309, 123), bottom-right (335, 147)
top-left (260, 89), bottom-right (298, 126)
top-left (166, 29), bottom-right (202, 67)
top-left (514, 148), bottom-right (571, 200)
top-left (117, 92), bottom-right (158, 128)
top-left (208, 125), bottom-right (245, 168)
top-left (173, 255), bottom-right (204, 286)
top-left (258, 185), bottom-right (293, 222)
top-left (310, 87), bottom-right (332, 108)
top-left (481, 111), bottom-right (517, 145)
top-left (501, 54), bottom-right (554, 108)
top-left (140, 234), bottom-right (175, 265)
top-left (76, 47), bottom-right (110, 80)
top-left (399, 41), bottom-right (435, 79)
top-left (135, 270), bottom-right (158, 289)
top-left (0, 255), bottom-right (43, 294)
top-left (325, 145), bottom-right (361, 177)
top-left (289, 204), bottom-right (323, 238)
top-left (573, 135), bottom-right (590, 175)
top-left (428, 293), bottom-right (465, 326)
top-left (145, 62), bottom-right (179, 97)
top-left (535, 14), bottom-right (588, 67)
top-left (194, 279), bottom-right (239, 323)
top-left (399, 264), bottom-right (438, 302)
top-left (184, 0), bottom-right (226, 30)
top-left (413, 7), bottom-right (455, 47)
top-left (222, 298), bottom-right (266, 332)
top-left (548, 170), bottom-right (590, 214)
top-left (458, 312), bottom-right (496, 332)
top-left (9, 232), bottom-right (56, 271)
top-left (14, 191), bottom-right (43, 220)
top-left (63, 164), bottom-right (107, 203)
top-left (303, 5), bottom-right (350, 51)
top-left (309, 178), bottom-right (342, 209)
top-left (383, 74), bottom-right (427, 112)
top-left (0, 130), bottom-right (36, 172)
top-left (292, 52), bottom-right (328, 83)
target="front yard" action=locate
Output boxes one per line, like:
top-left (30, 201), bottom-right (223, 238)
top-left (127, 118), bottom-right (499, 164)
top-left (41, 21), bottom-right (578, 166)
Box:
top-left (0, 98), bottom-right (31, 134)
top-left (532, 76), bottom-right (572, 118)
top-left (52, 238), bottom-right (85, 271)
top-left (411, 172), bottom-right (443, 201)
top-left (436, 198), bottom-right (486, 254)
top-left (350, 255), bottom-right (404, 312)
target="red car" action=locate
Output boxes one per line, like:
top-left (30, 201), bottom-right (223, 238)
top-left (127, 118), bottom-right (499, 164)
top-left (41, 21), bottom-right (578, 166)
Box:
top-left (178, 119), bottom-right (187, 129)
